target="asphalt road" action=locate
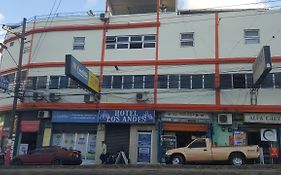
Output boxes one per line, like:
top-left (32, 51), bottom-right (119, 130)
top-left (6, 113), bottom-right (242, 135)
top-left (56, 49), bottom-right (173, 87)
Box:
top-left (0, 164), bottom-right (281, 175)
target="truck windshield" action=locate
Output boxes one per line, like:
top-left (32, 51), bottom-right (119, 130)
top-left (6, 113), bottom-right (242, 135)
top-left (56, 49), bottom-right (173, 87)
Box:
top-left (188, 139), bottom-right (206, 148)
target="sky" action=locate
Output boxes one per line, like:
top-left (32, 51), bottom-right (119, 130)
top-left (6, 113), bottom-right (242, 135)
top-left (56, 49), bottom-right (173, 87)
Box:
top-left (0, 0), bottom-right (281, 44)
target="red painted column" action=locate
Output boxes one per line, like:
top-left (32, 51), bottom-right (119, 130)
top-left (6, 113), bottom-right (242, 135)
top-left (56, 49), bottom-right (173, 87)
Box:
top-left (215, 13), bottom-right (220, 105)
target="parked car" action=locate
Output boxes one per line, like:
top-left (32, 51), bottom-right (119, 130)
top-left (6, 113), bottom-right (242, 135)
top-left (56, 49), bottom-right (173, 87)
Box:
top-left (165, 138), bottom-right (259, 166)
top-left (10, 146), bottom-right (82, 165)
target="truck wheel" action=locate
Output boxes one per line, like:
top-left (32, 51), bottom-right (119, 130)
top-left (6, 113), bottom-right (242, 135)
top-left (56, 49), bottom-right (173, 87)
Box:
top-left (171, 154), bottom-right (184, 165)
top-left (229, 153), bottom-right (245, 166)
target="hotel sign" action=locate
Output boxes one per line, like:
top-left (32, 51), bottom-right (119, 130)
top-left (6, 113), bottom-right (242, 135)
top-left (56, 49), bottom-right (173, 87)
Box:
top-left (244, 113), bottom-right (281, 124)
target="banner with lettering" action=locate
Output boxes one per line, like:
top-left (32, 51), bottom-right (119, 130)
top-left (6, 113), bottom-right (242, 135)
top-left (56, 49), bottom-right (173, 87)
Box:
top-left (99, 110), bottom-right (155, 124)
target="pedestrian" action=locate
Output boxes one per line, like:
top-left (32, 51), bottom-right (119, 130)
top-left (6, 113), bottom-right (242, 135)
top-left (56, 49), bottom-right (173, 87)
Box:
top-left (100, 141), bottom-right (107, 164)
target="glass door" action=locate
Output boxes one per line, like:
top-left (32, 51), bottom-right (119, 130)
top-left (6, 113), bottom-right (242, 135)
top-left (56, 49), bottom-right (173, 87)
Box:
top-left (137, 131), bottom-right (152, 163)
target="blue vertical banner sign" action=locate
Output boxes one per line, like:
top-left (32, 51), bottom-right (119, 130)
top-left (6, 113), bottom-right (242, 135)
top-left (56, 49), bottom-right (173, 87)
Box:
top-left (137, 132), bottom-right (152, 163)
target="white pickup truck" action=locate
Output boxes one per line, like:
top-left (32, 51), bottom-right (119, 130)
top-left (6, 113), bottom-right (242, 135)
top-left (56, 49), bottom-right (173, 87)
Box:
top-left (165, 138), bottom-right (259, 166)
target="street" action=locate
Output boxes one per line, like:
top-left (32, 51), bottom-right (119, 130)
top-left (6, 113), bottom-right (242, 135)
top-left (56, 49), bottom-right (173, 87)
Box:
top-left (1, 164), bottom-right (281, 175)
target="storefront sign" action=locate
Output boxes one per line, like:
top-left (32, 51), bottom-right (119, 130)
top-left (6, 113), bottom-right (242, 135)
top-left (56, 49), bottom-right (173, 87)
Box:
top-left (234, 130), bottom-right (246, 146)
top-left (162, 112), bottom-right (210, 123)
top-left (52, 111), bottom-right (99, 123)
top-left (99, 110), bottom-right (155, 124)
top-left (244, 113), bottom-right (281, 124)
top-left (261, 129), bottom-right (277, 141)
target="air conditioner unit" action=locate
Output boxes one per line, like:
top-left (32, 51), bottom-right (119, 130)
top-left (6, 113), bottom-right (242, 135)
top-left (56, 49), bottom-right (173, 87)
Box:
top-left (49, 93), bottom-right (61, 102)
top-left (32, 92), bottom-right (44, 101)
top-left (84, 93), bottom-right (100, 103)
top-left (37, 111), bottom-right (50, 119)
top-left (218, 114), bottom-right (232, 125)
top-left (136, 92), bottom-right (148, 103)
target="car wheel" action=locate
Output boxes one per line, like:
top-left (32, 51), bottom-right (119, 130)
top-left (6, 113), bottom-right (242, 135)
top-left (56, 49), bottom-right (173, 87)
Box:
top-left (171, 154), bottom-right (185, 165)
top-left (11, 158), bottom-right (22, 165)
top-left (52, 158), bottom-right (62, 165)
top-left (229, 153), bottom-right (245, 166)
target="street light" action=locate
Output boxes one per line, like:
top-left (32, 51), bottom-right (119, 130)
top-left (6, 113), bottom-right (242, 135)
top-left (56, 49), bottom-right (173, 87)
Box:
top-left (2, 18), bottom-right (26, 166)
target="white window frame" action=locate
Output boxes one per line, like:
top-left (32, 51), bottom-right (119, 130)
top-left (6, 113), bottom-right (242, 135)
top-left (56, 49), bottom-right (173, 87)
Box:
top-left (180, 32), bottom-right (194, 47)
top-left (73, 37), bottom-right (85, 50)
top-left (244, 29), bottom-right (260, 44)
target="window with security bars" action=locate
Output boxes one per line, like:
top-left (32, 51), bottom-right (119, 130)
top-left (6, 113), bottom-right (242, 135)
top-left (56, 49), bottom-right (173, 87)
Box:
top-left (73, 37), bottom-right (85, 50)
top-left (180, 32), bottom-right (194, 47)
top-left (244, 29), bottom-right (260, 44)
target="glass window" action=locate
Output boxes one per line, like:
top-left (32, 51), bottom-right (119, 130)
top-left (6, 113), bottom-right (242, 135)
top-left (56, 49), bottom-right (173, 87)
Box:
top-left (204, 74), bottom-right (214, 89)
top-left (59, 76), bottom-right (69, 88)
top-left (112, 76), bottom-right (122, 89)
top-left (123, 75), bottom-right (133, 89)
top-left (189, 140), bottom-right (207, 148)
top-left (134, 75), bottom-right (144, 89)
top-left (49, 76), bottom-right (59, 89)
top-left (73, 37), bottom-right (85, 50)
top-left (192, 75), bottom-right (203, 89)
top-left (275, 72), bottom-right (281, 88)
top-left (246, 74), bottom-right (253, 88)
top-left (106, 36), bottom-right (116, 43)
top-left (117, 44), bottom-right (128, 49)
top-left (144, 35), bottom-right (156, 41)
top-left (10, 42), bottom-right (14, 47)
top-left (26, 77), bottom-right (37, 90)
top-left (180, 32), bottom-right (194, 47)
top-left (261, 73), bottom-right (273, 88)
top-left (158, 75), bottom-right (168, 89)
top-left (145, 75), bottom-right (154, 89)
top-left (169, 75), bottom-right (179, 89)
top-left (180, 75), bottom-right (191, 89)
top-left (20, 71), bottom-right (27, 82)
top-left (244, 29), bottom-right (260, 44)
top-left (102, 75), bottom-right (112, 89)
top-left (69, 79), bottom-right (79, 88)
top-left (233, 74), bottom-right (246, 88)
top-left (37, 76), bottom-right (47, 89)
top-left (220, 74), bottom-right (232, 89)
top-left (144, 43), bottom-right (155, 48)
top-left (130, 42), bottom-right (142, 49)
top-left (117, 36), bottom-right (129, 42)
top-left (131, 36), bottom-right (142, 42)
top-left (5, 73), bottom-right (15, 84)
top-left (106, 44), bottom-right (115, 49)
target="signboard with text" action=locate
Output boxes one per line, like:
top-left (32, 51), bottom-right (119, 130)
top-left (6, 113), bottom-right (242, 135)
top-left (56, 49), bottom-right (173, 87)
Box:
top-left (52, 110), bottom-right (99, 123)
top-left (244, 113), bottom-right (281, 124)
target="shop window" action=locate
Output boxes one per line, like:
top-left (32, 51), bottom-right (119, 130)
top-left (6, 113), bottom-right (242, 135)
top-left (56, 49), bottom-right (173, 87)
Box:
top-left (169, 75), bottom-right (179, 89)
top-left (49, 76), bottom-right (59, 89)
top-left (123, 75), bottom-right (133, 89)
top-left (189, 139), bottom-right (206, 148)
top-left (134, 75), bottom-right (144, 89)
top-left (204, 74), bottom-right (214, 89)
top-left (59, 76), bottom-right (69, 88)
top-left (244, 29), bottom-right (260, 44)
top-left (261, 73), bottom-right (273, 88)
top-left (180, 32), bottom-right (194, 47)
top-left (112, 76), bottom-right (122, 89)
top-left (192, 74), bottom-right (203, 89)
top-left (73, 37), bottom-right (85, 50)
top-left (102, 75), bottom-right (112, 89)
top-left (26, 77), bottom-right (37, 90)
top-left (233, 74), bottom-right (246, 88)
top-left (246, 74), bottom-right (253, 88)
top-left (220, 74), bottom-right (232, 89)
top-left (144, 75), bottom-right (154, 89)
top-left (180, 75), bottom-right (191, 89)
top-left (37, 76), bottom-right (47, 89)
top-left (158, 75), bottom-right (168, 89)
top-left (275, 72), bottom-right (281, 88)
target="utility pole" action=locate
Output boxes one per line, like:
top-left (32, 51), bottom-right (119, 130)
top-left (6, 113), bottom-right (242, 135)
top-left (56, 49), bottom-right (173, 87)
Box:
top-left (4, 18), bottom-right (26, 166)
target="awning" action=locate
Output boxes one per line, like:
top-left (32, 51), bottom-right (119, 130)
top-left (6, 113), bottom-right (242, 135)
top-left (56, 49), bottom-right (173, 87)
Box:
top-left (163, 122), bottom-right (208, 132)
top-left (20, 120), bottom-right (40, 133)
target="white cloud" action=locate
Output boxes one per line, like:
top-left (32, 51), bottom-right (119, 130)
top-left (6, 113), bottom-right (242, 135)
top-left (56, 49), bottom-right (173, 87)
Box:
top-left (0, 13), bottom-right (5, 43)
top-left (179, 0), bottom-right (267, 10)
top-left (85, 0), bottom-right (99, 9)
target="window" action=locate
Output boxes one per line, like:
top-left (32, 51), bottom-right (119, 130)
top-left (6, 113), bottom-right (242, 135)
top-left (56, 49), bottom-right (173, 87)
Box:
top-left (37, 76), bottom-right (47, 89)
top-left (189, 139), bottom-right (206, 148)
top-left (204, 74), bottom-right (215, 89)
top-left (49, 76), bottom-right (59, 89)
top-left (134, 75), bottom-right (144, 89)
top-left (145, 75), bottom-right (154, 89)
top-left (158, 75), bottom-right (168, 89)
top-left (59, 76), bottom-right (69, 88)
top-left (244, 29), bottom-right (260, 44)
top-left (102, 75), bottom-right (112, 89)
top-left (180, 75), bottom-right (191, 89)
top-left (192, 75), bottom-right (203, 89)
top-left (9, 42), bottom-right (14, 47)
top-left (180, 32), bottom-right (194, 47)
top-left (233, 74), bottom-right (246, 88)
top-left (26, 77), bottom-right (37, 90)
top-left (69, 79), bottom-right (79, 88)
top-left (261, 73), bottom-right (273, 88)
top-left (73, 37), bottom-right (85, 50)
top-left (4, 73), bottom-right (15, 84)
top-left (123, 75), bottom-right (133, 89)
top-left (106, 36), bottom-right (116, 49)
top-left (220, 74), bottom-right (232, 89)
top-left (275, 72), bottom-right (281, 88)
top-left (112, 76), bottom-right (122, 89)
top-left (246, 74), bottom-right (253, 88)
top-left (169, 75), bottom-right (179, 89)
top-left (144, 35), bottom-right (156, 48)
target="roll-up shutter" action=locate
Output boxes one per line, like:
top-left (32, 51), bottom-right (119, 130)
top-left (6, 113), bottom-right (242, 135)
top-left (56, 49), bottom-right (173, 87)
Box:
top-left (105, 124), bottom-right (130, 155)
top-left (52, 123), bottom-right (97, 133)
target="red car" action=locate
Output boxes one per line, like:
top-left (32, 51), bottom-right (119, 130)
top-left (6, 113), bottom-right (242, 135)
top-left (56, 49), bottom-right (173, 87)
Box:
top-left (10, 146), bottom-right (82, 165)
